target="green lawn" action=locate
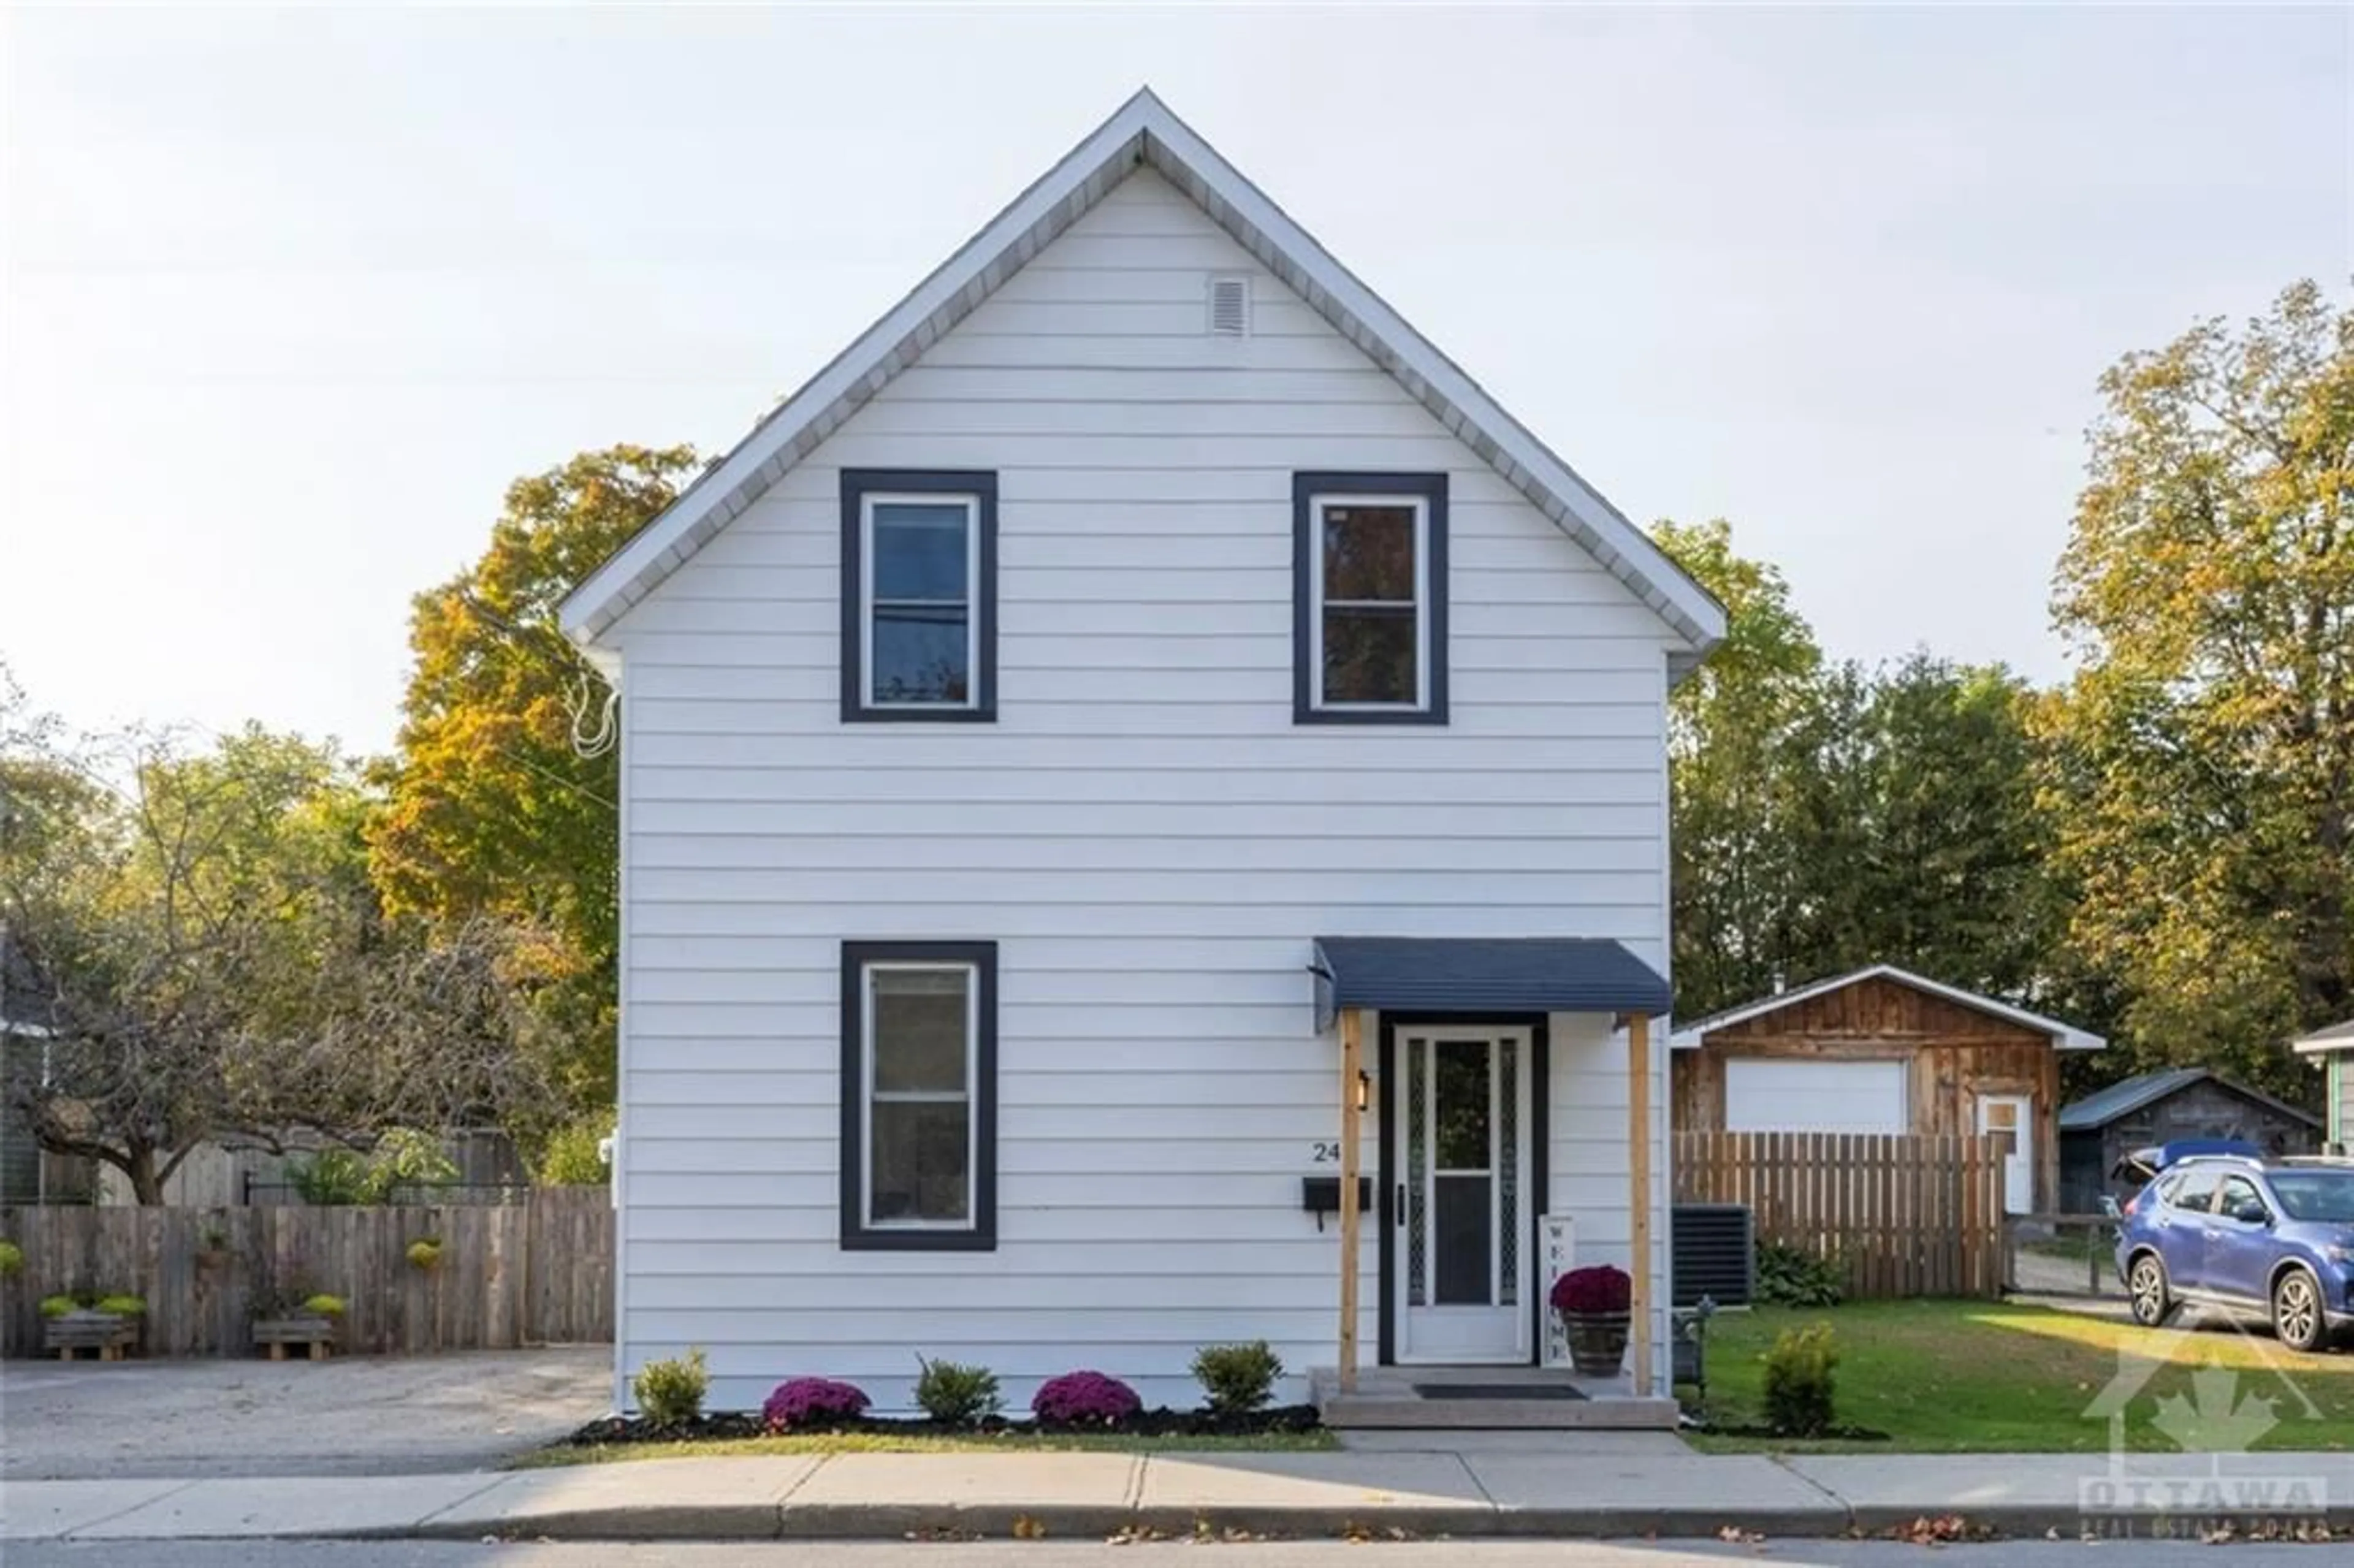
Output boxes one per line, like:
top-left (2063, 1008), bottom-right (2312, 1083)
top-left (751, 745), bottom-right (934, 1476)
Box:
top-left (513, 1428), bottom-right (1338, 1468)
top-left (1683, 1300), bottom-right (2354, 1454)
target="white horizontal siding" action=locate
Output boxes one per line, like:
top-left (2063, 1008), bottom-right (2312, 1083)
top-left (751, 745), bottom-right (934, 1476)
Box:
top-left (609, 167), bottom-right (1674, 1414)
top-left (625, 803), bottom-right (1664, 847)
top-left (1548, 1011), bottom-right (1674, 1390)
top-left (626, 869), bottom-right (1661, 908)
top-left (628, 837), bottom-right (1662, 875)
top-left (625, 907), bottom-right (1659, 942)
top-left (619, 594), bottom-right (1670, 640)
top-left (627, 769), bottom-right (1659, 808)
top-left (625, 704), bottom-right (1667, 744)
top-left (628, 1239), bottom-right (1330, 1276)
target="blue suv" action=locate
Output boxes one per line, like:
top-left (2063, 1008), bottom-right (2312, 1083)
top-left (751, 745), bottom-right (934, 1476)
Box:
top-left (2116, 1155), bottom-right (2354, 1352)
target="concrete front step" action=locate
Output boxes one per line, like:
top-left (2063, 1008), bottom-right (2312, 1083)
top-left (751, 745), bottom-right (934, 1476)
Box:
top-left (1318, 1393), bottom-right (1680, 1429)
top-left (1310, 1366), bottom-right (1680, 1430)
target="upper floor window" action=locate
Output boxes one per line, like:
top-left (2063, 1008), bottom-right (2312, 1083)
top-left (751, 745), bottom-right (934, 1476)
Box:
top-left (1293, 472), bottom-right (1449, 724)
top-left (841, 470), bottom-right (997, 721)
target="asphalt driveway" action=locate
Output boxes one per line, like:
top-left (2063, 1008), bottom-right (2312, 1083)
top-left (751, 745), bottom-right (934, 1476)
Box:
top-left (0, 1346), bottom-right (610, 1479)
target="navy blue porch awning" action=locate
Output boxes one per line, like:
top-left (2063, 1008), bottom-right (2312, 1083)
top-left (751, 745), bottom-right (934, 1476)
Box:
top-left (1311, 937), bottom-right (1671, 1033)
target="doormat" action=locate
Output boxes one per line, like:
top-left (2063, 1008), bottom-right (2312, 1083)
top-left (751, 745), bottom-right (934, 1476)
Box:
top-left (1411, 1383), bottom-right (1587, 1401)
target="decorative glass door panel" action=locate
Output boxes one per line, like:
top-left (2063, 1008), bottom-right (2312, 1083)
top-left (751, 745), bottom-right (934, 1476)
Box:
top-left (1395, 1027), bottom-right (1533, 1363)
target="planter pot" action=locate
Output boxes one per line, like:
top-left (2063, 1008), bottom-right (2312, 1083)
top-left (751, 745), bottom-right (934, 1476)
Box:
top-left (45, 1309), bottom-right (139, 1361)
top-left (253, 1315), bottom-right (339, 1361)
top-left (1560, 1310), bottom-right (1630, 1379)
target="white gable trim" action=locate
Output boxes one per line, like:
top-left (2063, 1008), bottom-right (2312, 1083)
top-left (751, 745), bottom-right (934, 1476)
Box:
top-left (557, 89), bottom-right (1725, 669)
top-left (1666, 963), bottom-right (2107, 1053)
top-left (2291, 1019), bottom-right (2354, 1055)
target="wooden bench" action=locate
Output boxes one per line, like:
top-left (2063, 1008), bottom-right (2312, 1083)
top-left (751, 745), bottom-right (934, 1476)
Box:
top-left (253, 1317), bottom-right (337, 1360)
top-left (45, 1311), bottom-right (139, 1361)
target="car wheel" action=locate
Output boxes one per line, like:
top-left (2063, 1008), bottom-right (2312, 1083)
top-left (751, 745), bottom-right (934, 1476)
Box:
top-left (2272, 1268), bottom-right (2328, 1354)
top-left (2128, 1252), bottom-right (2174, 1328)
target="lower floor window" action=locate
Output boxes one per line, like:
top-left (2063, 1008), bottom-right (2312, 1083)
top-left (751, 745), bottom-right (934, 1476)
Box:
top-left (841, 941), bottom-right (997, 1249)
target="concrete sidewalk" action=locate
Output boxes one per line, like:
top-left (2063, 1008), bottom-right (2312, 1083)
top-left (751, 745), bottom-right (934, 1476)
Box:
top-left (7, 1447), bottom-right (2354, 1543)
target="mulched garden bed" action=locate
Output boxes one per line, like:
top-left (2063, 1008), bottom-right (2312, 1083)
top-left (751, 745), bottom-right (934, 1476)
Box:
top-left (563, 1404), bottom-right (1324, 1448)
top-left (1686, 1421), bottom-right (1890, 1442)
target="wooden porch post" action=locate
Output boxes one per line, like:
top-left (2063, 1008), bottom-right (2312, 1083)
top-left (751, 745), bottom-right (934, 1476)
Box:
top-left (1628, 1011), bottom-right (1653, 1397)
top-left (1338, 1007), bottom-right (1364, 1393)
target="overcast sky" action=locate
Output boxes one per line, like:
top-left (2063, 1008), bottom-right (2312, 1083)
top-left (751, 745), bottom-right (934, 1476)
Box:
top-left (4, 5), bottom-right (2346, 754)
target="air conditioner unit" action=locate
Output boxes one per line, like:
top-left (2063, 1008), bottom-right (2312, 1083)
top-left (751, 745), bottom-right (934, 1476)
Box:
top-left (1671, 1203), bottom-right (1754, 1308)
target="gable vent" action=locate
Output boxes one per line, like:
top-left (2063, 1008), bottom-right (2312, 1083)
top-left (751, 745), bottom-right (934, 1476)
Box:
top-left (1207, 275), bottom-right (1251, 337)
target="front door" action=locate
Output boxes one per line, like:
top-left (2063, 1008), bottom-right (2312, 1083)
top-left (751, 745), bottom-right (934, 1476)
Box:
top-left (1393, 1027), bottom-right (1534, 1363)
top-left (1978, 1094), bottom-right (2033, 1216)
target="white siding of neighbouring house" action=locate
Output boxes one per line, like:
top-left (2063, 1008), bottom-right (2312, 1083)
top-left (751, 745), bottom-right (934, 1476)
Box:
top-left (605, 168), bottom-right (1682, 1412)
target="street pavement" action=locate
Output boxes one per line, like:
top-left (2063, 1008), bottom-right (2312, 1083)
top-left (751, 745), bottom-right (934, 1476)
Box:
top-left (7, 1446), bottom-right (2353, 1545)
top-left (1, 1540), bottom-right (2340, 1566)
top-left (0, 1347), bottom-right (610, 1479)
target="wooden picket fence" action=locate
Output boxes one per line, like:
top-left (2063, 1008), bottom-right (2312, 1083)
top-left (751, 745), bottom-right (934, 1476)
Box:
top-left (1674, 1131), bottom-right (2007, 1300)
top-left (0, 1188), bottom-right (612, 1358)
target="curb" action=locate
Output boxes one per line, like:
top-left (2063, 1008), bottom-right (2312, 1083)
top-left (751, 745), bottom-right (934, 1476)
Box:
top-left (399, 1500), bottom-right (2354, 1544)
top-left (1843, 1502), bottom-right (2354, 1540)
top-left (412, 1501), bottom-right (1852, 1542)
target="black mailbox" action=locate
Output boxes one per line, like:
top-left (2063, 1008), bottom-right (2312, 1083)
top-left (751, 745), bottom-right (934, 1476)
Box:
top-left (1301, 1176), bottom-right (1373, 1230)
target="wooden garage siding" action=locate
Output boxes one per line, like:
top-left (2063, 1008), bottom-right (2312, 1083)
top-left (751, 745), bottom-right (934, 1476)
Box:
top-left (1671, 976), bottom-right (2062, 1212)
top-left (606, 169), bottom-right (1679, 1413)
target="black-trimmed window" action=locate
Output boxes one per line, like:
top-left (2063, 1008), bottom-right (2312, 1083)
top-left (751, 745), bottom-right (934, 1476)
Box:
top-left (840, 941), bottom-right (997, 1250)
top-left (1293, 472), bottom-right (1448, 723)
top-left (841, 470), bottom-right (997, 721)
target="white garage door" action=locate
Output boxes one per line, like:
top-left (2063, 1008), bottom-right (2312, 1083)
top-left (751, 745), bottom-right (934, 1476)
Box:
top-left (1724, 1059), bottom-right (1909, 1135)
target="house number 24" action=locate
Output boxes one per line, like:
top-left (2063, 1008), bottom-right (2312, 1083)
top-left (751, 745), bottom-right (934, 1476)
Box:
top-left (1309, 1142), bottom-right (1341, 1163)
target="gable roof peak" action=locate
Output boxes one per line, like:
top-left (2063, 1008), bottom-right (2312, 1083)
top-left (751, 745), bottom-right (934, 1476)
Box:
top-left (1668, 962), bottom-right (2106, 1052)
top-left (557, 90), bottom-right (1725, 668)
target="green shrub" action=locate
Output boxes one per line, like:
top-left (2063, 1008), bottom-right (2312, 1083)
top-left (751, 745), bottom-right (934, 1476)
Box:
top-left (302, 1294), bottom-right (347, 1319)
top-left (1190, 1339), bottom-right (1284, 1415)
top-left (0, 1239), bottom-right (22, 1277)
top-left (1755, 1241), bottom-right (1844, 1307)
top-left (1761, 1323), bottom-right (1839, 1437)
top-left (287, 1149), bottom-right (375, 1206)
top-left (633, 1348), bottom-right (709, 1426)
top-left (287, 1130), bottom-right (457, 1205)
top-left (39, 1293), bottom-right (78, 1319)
top-left (535, 1113), bottom-right (615, 1187)
top-left (251, 1276), bottom-right (322, 1320)
top-left (95, 1294), bottom-right (145, 1318)
top-left (368, 1128), bottom-right (457, 1200)
top-left (913, 1356), bottom-right (1002, 1425)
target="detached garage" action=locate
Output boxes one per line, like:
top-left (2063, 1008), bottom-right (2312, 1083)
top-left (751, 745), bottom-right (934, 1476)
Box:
top-left (1670, 965), bottom-right (2105, 1215)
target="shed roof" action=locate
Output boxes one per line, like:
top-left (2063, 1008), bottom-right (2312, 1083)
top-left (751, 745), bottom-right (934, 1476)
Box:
top-left (2290, 1018), bottom-right (2354, 1054)
top-left (1311, 937), bottom-right (1670, 1032)
top-left (1666, 963), bottom-right (2105, 1052)
top-left (2059, 1067), bottom-right (2322, 1133)
top-left (556, 89), bottom-right (1725, 674)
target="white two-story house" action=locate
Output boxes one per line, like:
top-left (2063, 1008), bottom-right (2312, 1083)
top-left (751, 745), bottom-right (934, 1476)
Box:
top-left (559, 90), bottom-right (1724, 1423)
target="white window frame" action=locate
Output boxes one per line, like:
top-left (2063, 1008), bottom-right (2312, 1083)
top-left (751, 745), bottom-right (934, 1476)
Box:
top-left (860, 959), bottom-right (980, 1232)
top-left (860, 492), bottom-right (981, 712)
top-left (1308, 492), bottom-right (1431, 713)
